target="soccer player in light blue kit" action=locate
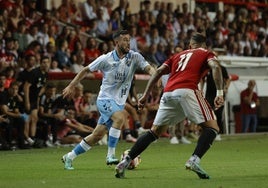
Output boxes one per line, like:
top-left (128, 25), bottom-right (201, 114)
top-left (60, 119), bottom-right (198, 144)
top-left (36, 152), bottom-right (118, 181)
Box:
top-left (61, 30), bottom-right (155, 170)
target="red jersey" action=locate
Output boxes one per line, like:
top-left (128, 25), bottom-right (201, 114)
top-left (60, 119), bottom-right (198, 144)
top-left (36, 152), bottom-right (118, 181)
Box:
top-left (84, 48), bottom-right (100, 65)
top-left (240, 88), bottom-right (258, 114)
top-left (163, 48), bottom-right (217, 92)
top-left (57, 118), bottom-right (78, 139)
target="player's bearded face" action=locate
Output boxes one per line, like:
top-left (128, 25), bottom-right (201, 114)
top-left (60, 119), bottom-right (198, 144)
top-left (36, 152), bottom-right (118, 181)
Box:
top-left (118, 35), bottom-right (130, 54)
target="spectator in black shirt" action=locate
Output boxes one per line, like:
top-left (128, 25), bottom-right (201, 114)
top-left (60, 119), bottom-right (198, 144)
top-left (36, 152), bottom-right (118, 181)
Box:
top-left (0, 113), bottom-right (11, 150)
top-left (0, 73), bottom-right (11, 150)
top-left (16, 54), bottom-right (36, 96)
top-left (0, 81), bottom-right (30, 149)
top-left (23, 55), bottom-right (51, 143)
top-left (37, 83), bottom-right (63, 147)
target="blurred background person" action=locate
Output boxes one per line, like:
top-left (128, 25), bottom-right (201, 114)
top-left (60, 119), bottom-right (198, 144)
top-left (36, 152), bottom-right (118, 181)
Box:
top-left (202, 65), bottom-right (230, 141)
top-left (240, 80), bottom-right (260, 133)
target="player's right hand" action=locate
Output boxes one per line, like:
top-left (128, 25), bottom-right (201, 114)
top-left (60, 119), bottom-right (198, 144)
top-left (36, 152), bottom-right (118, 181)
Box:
top-left (63, 85), bottom-right (74, 99)
top-left (214, 96), bottom-right (224, 109)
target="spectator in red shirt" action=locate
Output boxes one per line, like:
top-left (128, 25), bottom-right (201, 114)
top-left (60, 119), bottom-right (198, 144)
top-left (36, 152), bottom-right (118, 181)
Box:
top-left (83, 36), bottom-right (100, 65)
top-left (67, 29), bottom-right (81, 53)
top-left (24, 0), bottom-right (37, 18)
top-left (3, 66), bottom-right (15, 88)
top-left (56, 108), bottom-right (94, 145)
top-left (0, 0), bottom-right (17, 13)
top-left (240, 80), bottom-right (260, 133)
top-left (7, 5), bottom-right (24, 32)
top-left (136, 26), bottom-right (148, 53)
top-left (138, 10), bottom-right (151, 33)
top-left (24, 8), bottom-right (38, 28)
top-left (35, 9), bottom-right (57, 29)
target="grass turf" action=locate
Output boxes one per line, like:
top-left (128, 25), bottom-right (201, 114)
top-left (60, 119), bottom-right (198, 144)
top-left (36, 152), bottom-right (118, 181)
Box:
top-left (1, 133), bottom-right (268, 188)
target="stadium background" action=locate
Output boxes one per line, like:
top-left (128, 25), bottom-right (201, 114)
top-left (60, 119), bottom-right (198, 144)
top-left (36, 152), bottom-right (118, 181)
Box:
top-left (36, 0), bottom-right (268, 133)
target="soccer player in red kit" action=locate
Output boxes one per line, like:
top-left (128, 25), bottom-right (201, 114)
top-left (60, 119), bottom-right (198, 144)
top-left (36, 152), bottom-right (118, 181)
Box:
top-left (115, 33), bottom-right (224, 179)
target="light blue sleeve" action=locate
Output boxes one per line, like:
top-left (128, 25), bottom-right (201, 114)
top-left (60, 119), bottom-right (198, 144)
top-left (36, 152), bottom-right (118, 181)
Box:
top-left (133, 52), bottom-right (150, 70)
top-left (88, 54), bottom-right (109, 72)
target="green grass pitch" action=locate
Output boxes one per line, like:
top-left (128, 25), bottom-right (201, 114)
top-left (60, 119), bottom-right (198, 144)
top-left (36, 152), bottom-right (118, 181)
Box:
top-left (1, 133), bottom-right (268, 188)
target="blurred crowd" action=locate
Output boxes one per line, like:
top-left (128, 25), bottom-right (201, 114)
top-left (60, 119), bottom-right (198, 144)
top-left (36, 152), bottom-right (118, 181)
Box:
top-left (0, 0), bottom-right (268, 75)
top-left (0, 0), bottom-right (267, 150)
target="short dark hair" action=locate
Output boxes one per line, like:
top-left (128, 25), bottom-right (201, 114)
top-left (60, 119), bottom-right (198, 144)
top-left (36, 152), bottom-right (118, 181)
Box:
top-left (144, 0), bottom-right (151, 4)
top-left (41, 55), bottom-right (50, 62)
top-left (112, 30), bottom-right (129, 39)
top-left (9, 81), bottom-right (20, 88)
top-left (191, 33), bottom-right (206, 44)
top-left (45, 82), bottom-right (56, 89)
top-left (25, 53), bottom-right (35, 61)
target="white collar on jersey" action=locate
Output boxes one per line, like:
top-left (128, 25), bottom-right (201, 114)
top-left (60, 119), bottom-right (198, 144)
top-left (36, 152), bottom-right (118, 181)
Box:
top-left (112, 50), bottom-right (131, 61)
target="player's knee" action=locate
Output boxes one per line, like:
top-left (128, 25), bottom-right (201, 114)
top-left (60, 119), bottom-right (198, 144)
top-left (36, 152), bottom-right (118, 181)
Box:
top-left (112, 112), bottom-right (125, 127)
top-left (151, 125), bottom-right (166, 137)
top-left (210, 122), bottom-right (220, 133)
top-left (214, 126), bottom-right (220, 133)
top-left (202, 120), bottom-right (220, 133)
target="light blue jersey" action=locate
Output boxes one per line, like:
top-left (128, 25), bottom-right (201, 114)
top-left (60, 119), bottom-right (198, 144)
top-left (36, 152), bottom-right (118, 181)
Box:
top-left (88, 50), bottom-right (149, 105)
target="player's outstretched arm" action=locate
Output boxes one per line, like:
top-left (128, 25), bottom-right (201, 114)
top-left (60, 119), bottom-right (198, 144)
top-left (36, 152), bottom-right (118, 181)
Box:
top-left (138, 65), bottom-right (168, 110)
top-left (63, 67), bottom-right (93, 99)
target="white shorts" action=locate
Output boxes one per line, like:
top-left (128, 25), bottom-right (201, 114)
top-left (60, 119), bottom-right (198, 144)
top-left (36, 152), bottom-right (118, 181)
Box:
top-left (153, 89), bottom-right (216, 126)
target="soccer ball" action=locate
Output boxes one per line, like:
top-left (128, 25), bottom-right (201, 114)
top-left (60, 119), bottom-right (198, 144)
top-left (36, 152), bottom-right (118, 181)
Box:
top-left (121, 149), bottom-right (141, 170)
